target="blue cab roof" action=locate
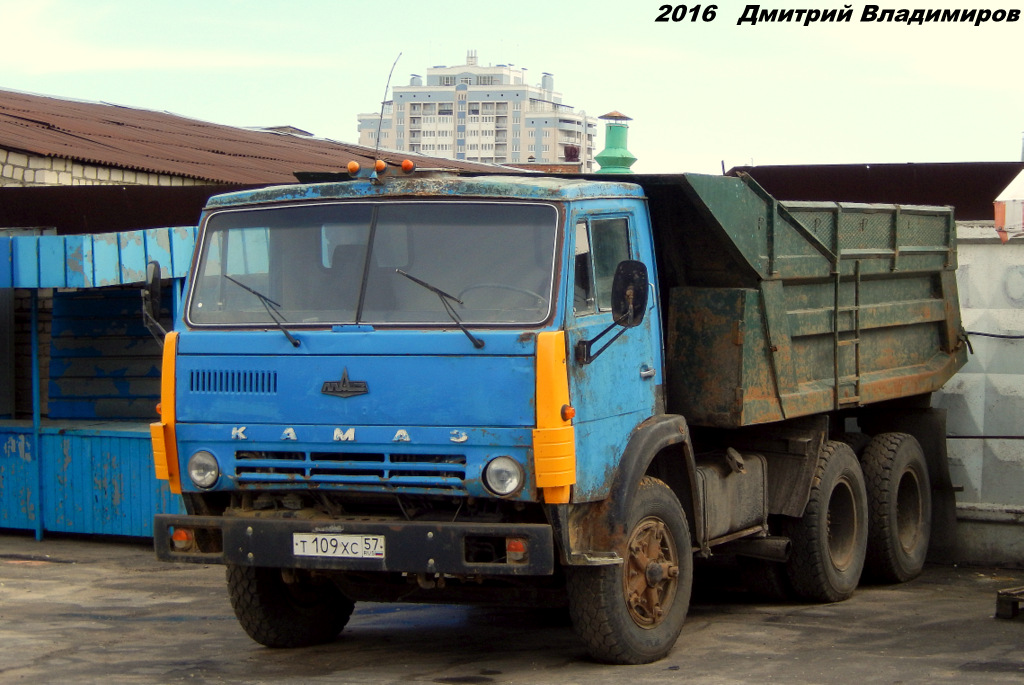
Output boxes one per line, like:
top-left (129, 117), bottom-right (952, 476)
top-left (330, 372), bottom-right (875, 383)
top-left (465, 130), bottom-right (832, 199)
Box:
top-left (204, 174), bottom-right (647, 209)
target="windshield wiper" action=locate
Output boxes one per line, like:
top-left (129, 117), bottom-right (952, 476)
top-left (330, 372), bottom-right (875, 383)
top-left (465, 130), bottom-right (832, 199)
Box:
top-left (395, 269), bottom-right (485, 349)
top-left (223, 275), bottom-right (300, 348)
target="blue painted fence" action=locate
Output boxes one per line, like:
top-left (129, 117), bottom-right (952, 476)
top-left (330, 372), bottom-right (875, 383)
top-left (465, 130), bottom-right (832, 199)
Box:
top-left (0, 422), bottom-right (185, 536)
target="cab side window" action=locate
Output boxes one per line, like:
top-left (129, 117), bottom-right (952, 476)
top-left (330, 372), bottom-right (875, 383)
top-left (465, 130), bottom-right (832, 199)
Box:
top-left (574, 217), bottom-right (630, 316)
top-left (574, 221), bottom-right (594, 315)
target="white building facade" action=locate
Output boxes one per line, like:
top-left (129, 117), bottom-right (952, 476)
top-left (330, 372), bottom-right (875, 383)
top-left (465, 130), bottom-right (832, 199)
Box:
top-left (358, 51), bottom-right (597, 170)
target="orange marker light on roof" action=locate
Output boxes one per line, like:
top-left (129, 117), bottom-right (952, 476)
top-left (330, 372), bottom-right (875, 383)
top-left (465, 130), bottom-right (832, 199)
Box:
top-left (374, 159), bottom-right (387, 172)
top-left (401, 159), bottom-right (415, 173)
top-left (347, 161), bottom-right (361, 175)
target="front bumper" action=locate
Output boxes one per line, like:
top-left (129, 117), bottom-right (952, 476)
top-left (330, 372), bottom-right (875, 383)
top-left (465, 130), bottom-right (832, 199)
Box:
top-left (154, 514), bottom-right (555, 576)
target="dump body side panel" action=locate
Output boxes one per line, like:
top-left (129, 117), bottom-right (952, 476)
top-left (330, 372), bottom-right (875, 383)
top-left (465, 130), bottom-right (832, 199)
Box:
top-left (637, 174), bottom-right (967, 428)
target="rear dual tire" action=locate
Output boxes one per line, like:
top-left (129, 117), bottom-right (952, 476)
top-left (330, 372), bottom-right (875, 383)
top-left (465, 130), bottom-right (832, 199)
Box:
top-left (861, 433), bottom-right (931, 583)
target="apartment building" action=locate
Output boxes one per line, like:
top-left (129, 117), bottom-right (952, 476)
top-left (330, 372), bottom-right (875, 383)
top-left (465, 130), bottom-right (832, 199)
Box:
top-left (358, 50), bottom-right (597, 170)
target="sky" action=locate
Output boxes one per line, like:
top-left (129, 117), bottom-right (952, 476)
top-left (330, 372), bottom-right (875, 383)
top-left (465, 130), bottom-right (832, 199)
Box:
top-left (2, 0), bottom-right (1022, 174)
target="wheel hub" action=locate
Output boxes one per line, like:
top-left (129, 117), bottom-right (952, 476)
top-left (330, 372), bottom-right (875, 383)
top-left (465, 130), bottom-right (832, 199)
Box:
top-left (624, 517), bottom-right (679, 628)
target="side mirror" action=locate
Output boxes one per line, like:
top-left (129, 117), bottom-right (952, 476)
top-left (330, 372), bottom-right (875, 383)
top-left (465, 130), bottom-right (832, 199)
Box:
top-left (611, 260), bottom-right (649, 328)
top-left (141, 260), bottom-right (167, 345)
top-left (575, 259), bottom-right (651, 365)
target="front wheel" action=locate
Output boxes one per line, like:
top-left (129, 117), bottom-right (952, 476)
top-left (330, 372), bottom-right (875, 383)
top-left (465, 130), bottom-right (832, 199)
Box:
top-left (227, 565), bottom-right (354, 648)
top-left (567, 476), bottom-right (693, 664)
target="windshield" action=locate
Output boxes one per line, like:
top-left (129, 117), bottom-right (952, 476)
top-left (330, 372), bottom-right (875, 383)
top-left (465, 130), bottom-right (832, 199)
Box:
top-left (187, 201), bottom-right (559, 327)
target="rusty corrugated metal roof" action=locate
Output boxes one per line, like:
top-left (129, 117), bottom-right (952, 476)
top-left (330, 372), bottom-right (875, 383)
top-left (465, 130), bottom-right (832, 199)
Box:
top-left (0, 88), bottom-right (501, 184)
top-left (728, 162), bottom-right (1024, 222)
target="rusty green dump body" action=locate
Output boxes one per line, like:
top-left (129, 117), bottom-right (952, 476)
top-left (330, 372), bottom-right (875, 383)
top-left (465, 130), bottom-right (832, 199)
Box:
top-left (638, 173), bottom-right (967, 428)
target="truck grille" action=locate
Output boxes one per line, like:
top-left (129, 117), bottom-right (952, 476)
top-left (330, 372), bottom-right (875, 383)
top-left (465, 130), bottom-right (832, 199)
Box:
top-left (233, 450), bottom-right (467, 493)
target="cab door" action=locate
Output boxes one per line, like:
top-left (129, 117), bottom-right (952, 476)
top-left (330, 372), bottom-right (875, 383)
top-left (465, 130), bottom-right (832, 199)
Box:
top-left (565, 212), bottom-right (661, 501)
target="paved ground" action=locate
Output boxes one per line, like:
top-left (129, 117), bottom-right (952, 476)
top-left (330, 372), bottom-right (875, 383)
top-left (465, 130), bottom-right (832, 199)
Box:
top-left (0, 531), bottom-right (1022, 684)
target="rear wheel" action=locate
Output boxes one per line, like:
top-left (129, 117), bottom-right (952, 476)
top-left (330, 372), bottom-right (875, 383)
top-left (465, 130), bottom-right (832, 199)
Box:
top-left (567, 476), bottom-right (693, 664)
top-left (861, 432), bottom-right (931, 583)
top-left (227, 565), bottom-right (354, 648)
top-left (784, 441), bottom-right (868, 602)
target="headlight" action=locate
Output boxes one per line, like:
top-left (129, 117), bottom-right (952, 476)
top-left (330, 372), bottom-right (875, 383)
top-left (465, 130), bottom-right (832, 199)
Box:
top-left (188, 450), bottom-right (220, 489)
top-left (483, 456), bottom-right (524, 496)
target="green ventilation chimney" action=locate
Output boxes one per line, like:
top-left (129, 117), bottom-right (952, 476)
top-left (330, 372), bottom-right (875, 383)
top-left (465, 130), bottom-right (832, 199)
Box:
top-left (594, 111), bottom-right (636, 174)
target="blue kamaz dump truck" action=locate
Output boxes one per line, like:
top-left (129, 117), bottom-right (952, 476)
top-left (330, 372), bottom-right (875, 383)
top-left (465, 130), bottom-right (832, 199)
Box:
top-left (148, 167), bottom-right (967, 664)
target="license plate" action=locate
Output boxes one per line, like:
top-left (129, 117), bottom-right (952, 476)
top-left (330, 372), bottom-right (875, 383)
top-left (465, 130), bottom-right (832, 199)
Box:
top-left (292, 533), bottom-right (385, 559)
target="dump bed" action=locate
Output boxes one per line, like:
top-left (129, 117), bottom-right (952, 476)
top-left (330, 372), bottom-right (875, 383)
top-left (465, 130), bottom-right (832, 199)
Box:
top-left (636, 173), bottom-right (967, 428)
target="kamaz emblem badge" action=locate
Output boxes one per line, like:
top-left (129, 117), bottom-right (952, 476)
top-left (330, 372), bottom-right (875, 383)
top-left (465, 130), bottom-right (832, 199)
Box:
top-left (321, 368), bottom-right (368, 398)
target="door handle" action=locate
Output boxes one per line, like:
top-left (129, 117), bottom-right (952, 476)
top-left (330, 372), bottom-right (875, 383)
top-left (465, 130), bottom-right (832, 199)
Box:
top-left (640, 365), bottom-right (656, 379)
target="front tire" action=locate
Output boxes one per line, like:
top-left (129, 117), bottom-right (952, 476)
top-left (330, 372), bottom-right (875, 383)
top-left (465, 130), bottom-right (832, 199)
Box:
top-left (227, 565), bottom-right (354, 648)
top-left (861, 433), bottom-right (931, 583)
top-left (784, 441), bottom-right (868, 602)
top-left (567, 476), bottom-right (693, 664)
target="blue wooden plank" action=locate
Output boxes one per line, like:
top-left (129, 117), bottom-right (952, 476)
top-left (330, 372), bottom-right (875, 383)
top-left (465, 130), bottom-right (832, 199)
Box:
top-left (169, 226), bottom-right (197, 278)
top-left (119, 230), bottom-right (147, 285)
top-left (144, 228), bottom-right (173, 277)
top-left (92, 233), bottom-right (121, 286)
top-left (64, 235), bottom-right (91, 288)
top-left (12, 237), bottom-right (40, 288)
top-left (0, 429), bottom-right (38, 530)
top-left (38, 235), bottom-right (67, 288)
top-left (0, 237), bottom-right (11, 288)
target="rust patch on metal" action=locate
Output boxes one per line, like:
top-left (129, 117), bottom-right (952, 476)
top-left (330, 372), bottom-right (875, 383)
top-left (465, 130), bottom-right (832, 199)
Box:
top-left (567, 498), bottom-right (626, 556)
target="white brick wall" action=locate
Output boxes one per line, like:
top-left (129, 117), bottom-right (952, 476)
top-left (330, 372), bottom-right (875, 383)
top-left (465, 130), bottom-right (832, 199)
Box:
top-left (0, 147), bottom-right (210, 187)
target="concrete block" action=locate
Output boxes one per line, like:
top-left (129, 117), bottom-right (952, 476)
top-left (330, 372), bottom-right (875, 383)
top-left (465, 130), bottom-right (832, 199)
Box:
top-left (7, 152), bottom-right (29, 167)
top-left (947, 438), bottom-right (983, 502)
top-left (935, 372), bottom-right (986, 436)
top-left (28, 156), bottom-right (52, 170)
top-left (985, 374), bottom-right (1024, 435)
top-left (981, 439), bottom-right (1024, 506)
top-left (954, 517), bottom-right (1024, 567)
